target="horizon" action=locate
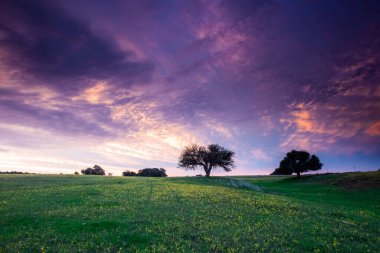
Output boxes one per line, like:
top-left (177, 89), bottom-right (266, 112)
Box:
top-left (1, 169), bottom-right (375, 177)
top-left (1, 0), bottom-right (379, 176)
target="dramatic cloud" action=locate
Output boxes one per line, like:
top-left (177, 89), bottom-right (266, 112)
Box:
top-left (0, 0), bottom-right (153, 93)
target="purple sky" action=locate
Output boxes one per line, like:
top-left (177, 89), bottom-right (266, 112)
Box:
top-left (0, 0), bottom-right (379, 176)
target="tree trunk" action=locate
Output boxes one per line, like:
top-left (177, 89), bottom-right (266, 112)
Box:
top-left (204, 165), bottom-right (211, 177)
top-left (296, 171), bottom-right (300, 178)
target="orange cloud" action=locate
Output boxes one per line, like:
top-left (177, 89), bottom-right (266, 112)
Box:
top-left (280, 100), bottom-right (379, 154)
top-left (365, 121), bottom-right (380, 136)
top-left (72, 81), bottom-right (114, 105)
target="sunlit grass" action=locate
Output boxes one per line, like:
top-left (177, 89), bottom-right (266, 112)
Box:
top-left (0, 173), bottom-right (379, 252)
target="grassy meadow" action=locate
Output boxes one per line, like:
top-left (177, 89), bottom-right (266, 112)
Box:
top-left (1, 172), bottom-right (379, 252)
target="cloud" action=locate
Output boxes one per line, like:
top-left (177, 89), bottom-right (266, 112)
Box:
top-left (72, 81), bottom-right (114, 105)
top-left (0, 91), bottom-right (207, 174)
top-left (251, 148), bottom-right (270, 161)
top-left (0, 0), bottom-right (153, 93)
top-left (0, 148), bottom-right (8, 153)
top-left (0, 95), bottom-right (112, 138)
top-left (280, 95), bottom-right (380, 154)
top-left (365, 121), bottom-right (380, 137)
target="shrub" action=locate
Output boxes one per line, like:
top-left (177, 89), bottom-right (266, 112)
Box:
top-left (81, 165), bottom-right (105, 175)
top-left (122, 170), bottom-right (137, 176)
top-left (137, 168), bottom-right (167, 177)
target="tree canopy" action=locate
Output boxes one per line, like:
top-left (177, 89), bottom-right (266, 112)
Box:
top-left (81, 165), bottom-right (105, 175)
top-left (137, 168), bottom-right (167, 177)
top-left (178, 144), bottom-right (235, 177)
top-left (271, 150), bottom-right (323, 177)
top-left (122, 170), bottom-right (137, 176)
top-left (123, 168), bottom-right (167, 177)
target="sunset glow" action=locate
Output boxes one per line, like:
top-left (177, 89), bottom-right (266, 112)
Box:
top-left (0, 0), bottom-right (379, 175)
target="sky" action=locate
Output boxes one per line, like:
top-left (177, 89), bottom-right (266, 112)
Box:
top-left (0, 0), bottom-right (379, 176)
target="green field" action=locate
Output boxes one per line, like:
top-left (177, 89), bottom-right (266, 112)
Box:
top-left (1, 172), bottom-right (379, 252)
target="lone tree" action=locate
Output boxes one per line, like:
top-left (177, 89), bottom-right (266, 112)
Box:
top-left (81, 165), bottom-right (105, 175)
top-left (271, 150), bottom-right (323, 177)
top-left (178, 144), bottom-right (235, 177)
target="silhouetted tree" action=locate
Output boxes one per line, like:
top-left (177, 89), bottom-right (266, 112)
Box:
top-left (270, 167), bottom-right (291, 175)
top-left (122, 170), bottom-right (137, 176)
top-left (74, 171), bottom-right (79, 175)
top-left (272, 150), bottom-right (323, 177)
top-left (137, 168), bottom-right (167, 177)
top-left (178, 144), bottom-right (235, 177)
top-left (81, 165), bottom-right (105, 175)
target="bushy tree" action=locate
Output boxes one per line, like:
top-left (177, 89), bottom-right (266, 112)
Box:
top-left (137, 168), bottom-right (167, 177)
top-left (178, 144), bottom-right (235, 177)
top-left (272, 150), bottom-right (323, 177)
top-left (81, 165), bottom-right (105, 175)
top-left (270, 167), bottom-right (292, 175)
top-left (122, 170), bottom-right (137, 176)
top-left (74, 171), bottom-right (79, 175)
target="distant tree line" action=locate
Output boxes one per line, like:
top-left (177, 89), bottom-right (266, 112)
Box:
top-left (0, 171), bottom-right (33, 174)
top-left (123, 168), bottom-right (167, 177)
top-left (80, 165), bottom-right (168, 177)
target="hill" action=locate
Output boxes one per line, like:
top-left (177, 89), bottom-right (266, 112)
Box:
top-left (0, 172), bottom-right (379, 252)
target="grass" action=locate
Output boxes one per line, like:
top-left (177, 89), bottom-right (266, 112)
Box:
top-left (0, 172), bottom-right (379, 252)
top-left (236, 172), bottom-right (380, 210)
